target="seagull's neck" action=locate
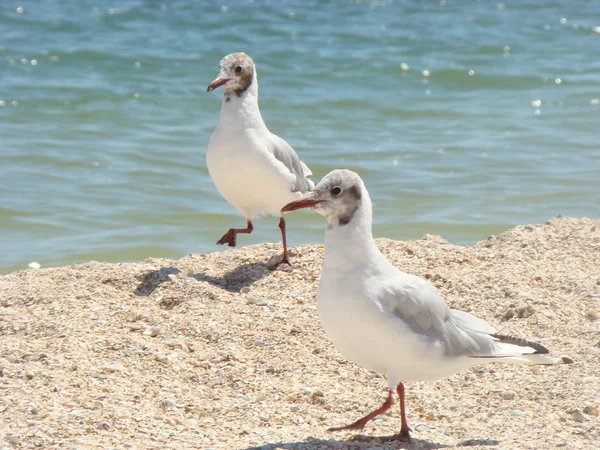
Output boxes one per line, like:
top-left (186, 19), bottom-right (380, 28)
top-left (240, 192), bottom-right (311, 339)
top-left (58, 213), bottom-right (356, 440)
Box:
top-left (323, 198), bottom-right (381, 273)
top-left (219, 76), bottom-right (267, 131)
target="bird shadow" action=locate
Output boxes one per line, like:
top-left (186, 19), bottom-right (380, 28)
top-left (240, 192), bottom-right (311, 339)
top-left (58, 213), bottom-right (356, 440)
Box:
top-left (188, 262), bottom-right (272, 292)
top-left (134, 266), bottom-right (182, 296)
top-left (459, 439), bottom-right (500, 447)
top-left (134, 262), bottom-right (273, 296)
top-left (241, 436), bottom-right (499, 450)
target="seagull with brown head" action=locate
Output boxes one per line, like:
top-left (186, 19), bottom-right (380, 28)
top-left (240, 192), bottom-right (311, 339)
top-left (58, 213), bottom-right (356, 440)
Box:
top-left (282, 169), bottom-right (572, 441)
top-left (206, 52), bottom-right (314, 270)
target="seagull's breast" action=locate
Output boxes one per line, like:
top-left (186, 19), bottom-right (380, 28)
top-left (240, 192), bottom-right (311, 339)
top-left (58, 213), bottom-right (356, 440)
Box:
top-left (316, 272), bottom-right (407, 375)
top-left (206, 127), bottom-right (300, 218)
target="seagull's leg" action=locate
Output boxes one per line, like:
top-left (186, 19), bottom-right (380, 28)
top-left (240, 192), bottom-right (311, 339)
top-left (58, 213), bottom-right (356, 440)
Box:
top-left (327, 390), bottom-right (393, 432)
top-left (216, 220), bottom-right (253, 247)
top-left (273, 216), bottom-right (293, 271)
top-left (391, 382), bottom-right (411, 442)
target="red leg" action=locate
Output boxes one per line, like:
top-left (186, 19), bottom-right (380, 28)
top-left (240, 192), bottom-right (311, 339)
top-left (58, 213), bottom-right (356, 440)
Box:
top-left (327, 390), bottom-right (393, 432)
top-left (392, 382), bottom-right (411, 442)
top-left (273, 217), bottom-right (293, 271)
top-left (216, 220), bottom-right (253, 247)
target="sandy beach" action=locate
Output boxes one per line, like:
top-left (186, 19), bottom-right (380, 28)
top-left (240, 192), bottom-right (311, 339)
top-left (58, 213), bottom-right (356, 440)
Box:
top-left (1, 216), bottom-right (599, 450)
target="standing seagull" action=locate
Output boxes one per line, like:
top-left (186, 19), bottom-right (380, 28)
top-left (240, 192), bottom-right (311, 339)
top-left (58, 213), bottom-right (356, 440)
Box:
top-left (206, 52), bottom-right (314, 269)
top-left (282, 169), bottom-right (572, 441)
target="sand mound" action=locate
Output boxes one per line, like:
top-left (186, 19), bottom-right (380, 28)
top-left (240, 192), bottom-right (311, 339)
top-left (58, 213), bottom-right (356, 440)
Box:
top-left (1, 216), bottom-right (599, 449)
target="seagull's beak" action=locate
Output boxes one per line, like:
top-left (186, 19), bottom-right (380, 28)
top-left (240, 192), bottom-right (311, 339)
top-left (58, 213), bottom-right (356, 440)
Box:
top-left (281, 195), bottom-right (324, 212)
top-left (207, 76), bottom-right (231, 92)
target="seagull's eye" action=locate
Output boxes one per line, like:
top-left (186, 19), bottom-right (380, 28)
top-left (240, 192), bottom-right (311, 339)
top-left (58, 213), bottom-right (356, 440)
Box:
top-left (235, 65), bottom-right (243, 74)
top-left (331, 186), bottom-right (342, 196)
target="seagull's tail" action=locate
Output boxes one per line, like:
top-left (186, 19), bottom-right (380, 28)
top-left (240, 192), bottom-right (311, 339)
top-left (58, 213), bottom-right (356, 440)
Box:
top-left (471, 334), bottom-right (574, 365)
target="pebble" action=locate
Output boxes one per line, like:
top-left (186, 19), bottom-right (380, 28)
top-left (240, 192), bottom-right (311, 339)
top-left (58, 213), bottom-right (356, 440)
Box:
top-left (162, 399), bottom-right (176, 408)
top-left (246, 297), bottom-right (267, 306)
top-left (6, 355), bottom-right (18, 364)
top-left (144, 327), bottom-right (160, 337)
top-left (177, 270), bottom-right (188, 279)
top-left (511, 409), bottom-right (524, 417)
top-left (517, 305), bottom-right (535, 318)
top-left (156, 355), bottom-right (169, 364)
top-left (102, 361), bottom-right (123, 372)
top-left (583, 406), bottom-right (598, 417)
top-left (502, 390), bottom-right (516, 400)
top-left (6, 434), bottom-right (19, 444)
top-left (586, 310), bottom-right (600, 321)
top-left (240, 287), bottom-right (251, 294)
top-left (181, 418), bottom-right (198, 427)
top-left (570, 411), bottom-right (585, 423)
top-left (312, 390), bottom-right (324, 399)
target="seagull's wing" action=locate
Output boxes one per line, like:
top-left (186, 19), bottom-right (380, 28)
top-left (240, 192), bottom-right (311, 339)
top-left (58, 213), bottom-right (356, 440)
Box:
top-left (377, 273), bottom-right (495, 357)
top-left (450, 309), bottom-right (497, 335)
top-left (378, 273), bottom-right (564, 363)
top-left (267, 134), bottom-right (314, 193)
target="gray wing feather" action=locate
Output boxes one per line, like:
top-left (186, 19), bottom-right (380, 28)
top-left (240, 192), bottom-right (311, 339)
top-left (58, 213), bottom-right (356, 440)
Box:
top-left (268, 135), bottom-right (314, 193)
top-left (300, 161), bottom-right (313, 178)
top-left (450, 309), bottom-right (497, 335)
top-left (381, 274), bottom-right (495, 357)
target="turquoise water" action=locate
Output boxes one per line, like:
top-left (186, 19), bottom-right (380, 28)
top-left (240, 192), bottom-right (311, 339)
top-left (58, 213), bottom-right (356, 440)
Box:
top-left (2, 1), bottom-right (599, 273)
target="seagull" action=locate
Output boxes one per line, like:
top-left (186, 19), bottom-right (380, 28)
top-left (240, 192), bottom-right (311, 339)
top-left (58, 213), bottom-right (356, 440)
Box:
top-left (206, 52), bottom-right (314, 270)
top-left (282, 169), bottom-right (572, 441)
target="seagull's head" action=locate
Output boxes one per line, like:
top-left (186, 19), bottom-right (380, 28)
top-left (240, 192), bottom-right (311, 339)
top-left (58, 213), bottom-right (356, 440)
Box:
top-left (282, 169), bottom-right (369, 228)
top-left (207, 52), bottom-right (255, 96)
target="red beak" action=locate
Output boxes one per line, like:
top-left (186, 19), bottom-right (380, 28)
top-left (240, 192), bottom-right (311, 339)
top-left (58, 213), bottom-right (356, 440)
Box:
top-left (207, 77), bottom-right (231, 92)
top-left (281, 198), bottom-right (323, 212)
